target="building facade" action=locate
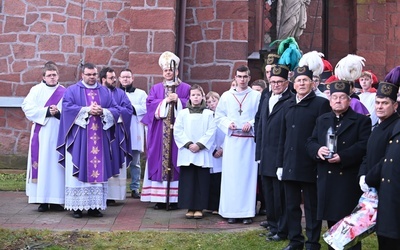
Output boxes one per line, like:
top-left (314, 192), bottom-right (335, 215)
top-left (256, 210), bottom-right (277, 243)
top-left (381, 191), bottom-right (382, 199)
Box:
top-left (0, 0), bottom-right (399, 165)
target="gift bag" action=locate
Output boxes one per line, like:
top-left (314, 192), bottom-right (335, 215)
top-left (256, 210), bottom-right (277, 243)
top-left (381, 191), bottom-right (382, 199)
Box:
top-left (323, 188), bottom-right (378, 250)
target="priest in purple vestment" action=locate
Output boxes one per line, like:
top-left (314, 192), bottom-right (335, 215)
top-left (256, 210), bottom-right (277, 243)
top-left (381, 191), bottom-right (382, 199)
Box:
top-left (57, 63), bottom-right (120, 219)
top-left (140, 51), bottom-right (191, 210)
top-left (99, 67), bottom-right (133, 204)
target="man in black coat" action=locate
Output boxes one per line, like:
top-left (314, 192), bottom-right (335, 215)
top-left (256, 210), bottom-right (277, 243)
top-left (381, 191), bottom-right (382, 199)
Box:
top-left (364, 69), bottom-right (400, 249)
top-left (255, 53), bottom-right (280, 219)
top-left (256, 64), bottom-right (293, 242)
top-left (306, 81), bottom-right (371, 250)
top-left (277, 66), bottom-right (331, 250)
top-left (359, 82), bottom-right (399, 192)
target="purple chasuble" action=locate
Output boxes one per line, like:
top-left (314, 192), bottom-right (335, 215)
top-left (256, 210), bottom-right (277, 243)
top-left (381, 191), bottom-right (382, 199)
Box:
top-left (30, 85), bottom-right (65, 181)
top-left (141, 81), bottom-right (191, 182)
top-left (350, 98), bottom-right (370, 116)
top-left (110, 87), bottom-right (133, 175)
top-left (57, 81), bottom-right (120, 183)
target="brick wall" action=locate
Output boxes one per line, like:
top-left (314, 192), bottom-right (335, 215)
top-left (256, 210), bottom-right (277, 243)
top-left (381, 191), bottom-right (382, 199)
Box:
top-left (1, 0), bottom-right (400, 163)
top-left (0, 0), bottom-right (250, 161)
top-left (0, 0), bottom-right (132, 161)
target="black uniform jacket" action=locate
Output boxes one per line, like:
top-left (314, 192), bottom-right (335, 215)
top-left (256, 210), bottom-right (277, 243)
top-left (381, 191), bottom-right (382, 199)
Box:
top-left (256, 89), bottom-right (294, 177)
top-left (277, 91), bottom-right (331, 183)
top-left (255, 87), bottom-right (270, 159)
top-left (366, 119), bottom-right (400, 239)
top-left (306, 108), bottom-right (371, 221)
top-left (359, 113), bottom-right (399, 176)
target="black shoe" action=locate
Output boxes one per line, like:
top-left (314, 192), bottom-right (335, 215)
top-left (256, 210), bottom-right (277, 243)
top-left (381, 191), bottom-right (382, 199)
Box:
top-left (266, 234), bottom-right (287, 242)
top-left (227, 218), bottom-right (237, 224)
top-left (131, 190), bottom-right (141, 199)
top-left (260, 220), bottom-right (270, 228)
top-left (106, 200), bottom-right (116, 206)
top-left (73, 210), bottom-right (83, 218)
top-left (266, 231), bottom-right (276, 237)
top-left (153, 203), bottom-right (166, 210)
top-left (38, 204), bottom-right (49, 212)
top-left (49, 204), bottom-right (64, 211)
top-left (87, 209), bottom-right (103, 217)
top-left (167, 203), bottom-right (178, 210)
top-left (242, 218), bottom-right (253, 225)
top-left (282, 244), bottom-right (304, 250)
top-left (258, 209), bottom-right (267, 215)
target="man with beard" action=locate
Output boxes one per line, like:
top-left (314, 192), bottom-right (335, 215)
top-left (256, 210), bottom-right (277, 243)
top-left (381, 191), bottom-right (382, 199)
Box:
top-left (99, 67), bottom-right (133, 205)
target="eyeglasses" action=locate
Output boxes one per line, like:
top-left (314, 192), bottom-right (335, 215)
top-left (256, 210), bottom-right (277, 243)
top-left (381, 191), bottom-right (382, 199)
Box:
top-left (45, 74), bottom-right (58, 77)
top-left (84, 73), bottom-right (98, 77)
top-left (236, 75), bottom-right (249, 79)
top-left (270, 80), bottom-right (286, 86)
top-left (107, 76), bottom-right (116, 80)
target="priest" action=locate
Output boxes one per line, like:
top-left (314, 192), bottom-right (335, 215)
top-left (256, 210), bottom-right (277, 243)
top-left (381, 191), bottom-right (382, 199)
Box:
top-left (57, 63), bottom-right (120, 218)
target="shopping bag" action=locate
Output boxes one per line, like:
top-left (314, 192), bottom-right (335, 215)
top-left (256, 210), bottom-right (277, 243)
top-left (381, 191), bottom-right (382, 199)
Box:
top-left (322, 188), bottom-right (378, 250)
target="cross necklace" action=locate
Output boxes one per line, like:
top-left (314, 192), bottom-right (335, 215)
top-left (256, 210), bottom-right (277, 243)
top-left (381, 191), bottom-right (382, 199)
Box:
top-left (232, 92), bottom-right (249, 115)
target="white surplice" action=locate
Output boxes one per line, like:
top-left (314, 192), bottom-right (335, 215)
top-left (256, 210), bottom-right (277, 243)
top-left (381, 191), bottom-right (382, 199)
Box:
top-left (360, 92), bottom-right (378, 126)
top-left (22, 82), bottom-right (65, 205)
top-left (215, 87), bottom-right (260, 218)
top-left (173, 108), bottom-right (216, 168)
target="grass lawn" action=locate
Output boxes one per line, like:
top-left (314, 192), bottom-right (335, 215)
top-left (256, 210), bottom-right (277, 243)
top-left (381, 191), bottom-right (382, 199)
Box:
top-left (0, 172), bottom-right (379, 249)
top-left (0, 228), bottom-right (379, 250)
top-left (0, 172), bottom-right (26, 191)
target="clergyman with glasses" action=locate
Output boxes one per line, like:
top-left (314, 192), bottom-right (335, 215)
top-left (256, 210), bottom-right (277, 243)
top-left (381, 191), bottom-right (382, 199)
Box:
top-left (22, 61), bottom-right (66, 213)
top-left (214, 65), bottom-right (261, 225)
top-left (57, 62), bottom-right (120, 219)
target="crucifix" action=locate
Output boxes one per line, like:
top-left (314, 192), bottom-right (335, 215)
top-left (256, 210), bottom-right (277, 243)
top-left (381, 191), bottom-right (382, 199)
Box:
top-left (232, 92), bottom-right (249, 116)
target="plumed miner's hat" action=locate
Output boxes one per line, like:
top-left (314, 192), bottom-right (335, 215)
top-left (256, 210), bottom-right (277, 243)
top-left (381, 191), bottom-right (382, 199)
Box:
top-left (329, 80), bottom-right (351, 96)
top-left (317, 83), bottom-right (330, 92)
top-left (292, 50), bottom-right (325, 82)
top-left (266, 53), bottom-right (280, 66)
top-left (270, 65), bottom-right (290, 80)
top-left (377, 65), bottom-right (400, 102)
top-left (270, 37), bottom-right (302, 71)
top-left (376, 82), bottom-right (398, 102)
top-left (334, 54), bottom-right (365, 82)
top-left (292, 65), bottom-right (314, 80)
top-left (320, 59), bottom-right (334, 82)
top-left (158, 51), bottom-right (180, 70)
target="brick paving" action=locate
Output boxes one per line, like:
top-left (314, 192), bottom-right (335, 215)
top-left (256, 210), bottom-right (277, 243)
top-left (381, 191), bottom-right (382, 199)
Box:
top-left (0, 191), bottom-right (266, 232)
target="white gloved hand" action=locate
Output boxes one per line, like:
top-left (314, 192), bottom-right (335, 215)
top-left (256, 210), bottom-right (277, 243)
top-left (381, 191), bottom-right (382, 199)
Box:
top-left (276, 168), bottom-right (283, 181)
top-left (359, 175), bottom-right (369, 192)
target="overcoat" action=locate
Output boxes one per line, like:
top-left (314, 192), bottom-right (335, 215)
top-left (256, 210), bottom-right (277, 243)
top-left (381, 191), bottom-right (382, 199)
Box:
top-left (256, 89), bottom-right (294, 177)
top-left (359, 113), bottom-right (399, 176)
top-left (277, 91), bottom-right (331, 183)
top-left (366, 119), bottom-right (400, 239)
top-left (306, 108), bottom-right (371, 221)
top-left (255, 88), bottom-right (270, 159)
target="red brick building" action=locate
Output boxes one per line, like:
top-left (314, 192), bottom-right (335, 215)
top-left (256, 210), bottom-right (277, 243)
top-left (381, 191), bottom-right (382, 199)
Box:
top-left (0, 0), bottom-right (399, 165)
